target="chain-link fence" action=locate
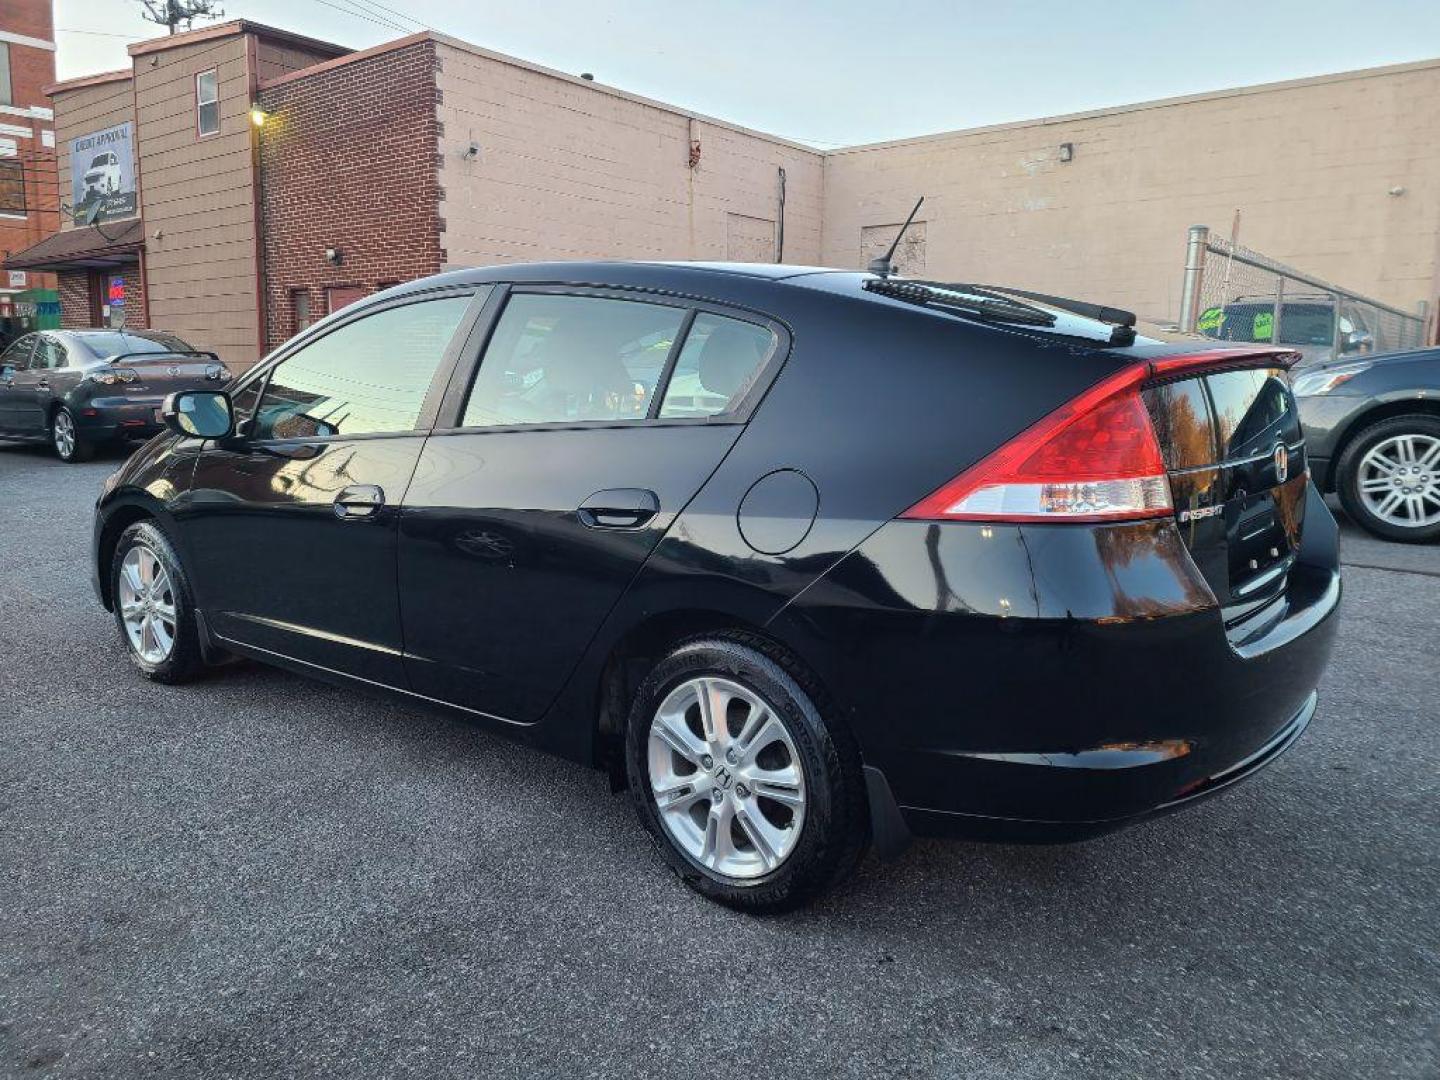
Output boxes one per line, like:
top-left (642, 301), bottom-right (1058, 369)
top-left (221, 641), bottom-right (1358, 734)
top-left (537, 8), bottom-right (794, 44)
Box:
top-left (1178, 225), bottom-right (1430, 365)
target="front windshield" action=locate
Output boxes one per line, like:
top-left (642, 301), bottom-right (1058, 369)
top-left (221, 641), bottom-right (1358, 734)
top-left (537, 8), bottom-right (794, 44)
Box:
top-left (1201, 303), bottom-right (1334, 346)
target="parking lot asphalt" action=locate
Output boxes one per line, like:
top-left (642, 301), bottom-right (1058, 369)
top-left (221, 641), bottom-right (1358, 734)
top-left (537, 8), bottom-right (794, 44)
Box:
top-left (1, 439), bottom-right (1436, 1080)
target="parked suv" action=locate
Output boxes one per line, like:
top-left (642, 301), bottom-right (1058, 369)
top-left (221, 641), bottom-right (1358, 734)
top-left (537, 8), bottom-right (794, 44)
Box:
top-left (83, 152), bottom-right (122, 198)
top-left (1198, 294), bottom-right (1377, 365)
top-left (91, 264), bottom-right (1341, 910)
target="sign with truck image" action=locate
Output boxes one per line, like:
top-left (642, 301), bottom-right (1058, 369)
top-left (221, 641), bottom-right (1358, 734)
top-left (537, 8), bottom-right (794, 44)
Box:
top-left (70, 122), bottom-right (137, 225)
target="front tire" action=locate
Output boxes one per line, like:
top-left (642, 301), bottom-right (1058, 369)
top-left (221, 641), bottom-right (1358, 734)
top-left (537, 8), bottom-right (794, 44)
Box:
top-left (625, 634), bottom-right (868, 912)
top-left (52, 406), bottom-right (94, 463)
top-left (1336, 414), bottom-right (1440, 543)
top-left (111, 521), bottom-right (205, 683)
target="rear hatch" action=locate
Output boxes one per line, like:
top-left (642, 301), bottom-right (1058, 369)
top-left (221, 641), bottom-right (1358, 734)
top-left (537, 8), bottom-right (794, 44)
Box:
top-left (1143, 356), bottom-right (1308, 626)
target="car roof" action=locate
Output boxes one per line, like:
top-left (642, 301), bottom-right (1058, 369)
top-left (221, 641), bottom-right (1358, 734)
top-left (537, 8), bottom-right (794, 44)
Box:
top-left (372, 260), bottom-right (1222, 358)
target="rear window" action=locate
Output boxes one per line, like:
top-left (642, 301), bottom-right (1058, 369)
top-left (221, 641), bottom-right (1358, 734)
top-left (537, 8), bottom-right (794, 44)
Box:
top-left (1208, 368), bottom-right (1301, 460)
top-left (1144, 367), bottom-right (1299, 468)
top-left (77, 332), bottom-right (195, 359)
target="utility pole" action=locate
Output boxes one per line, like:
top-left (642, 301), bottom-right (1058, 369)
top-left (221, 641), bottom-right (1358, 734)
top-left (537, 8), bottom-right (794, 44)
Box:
top-left (134, 0), bottom-right (226, 35)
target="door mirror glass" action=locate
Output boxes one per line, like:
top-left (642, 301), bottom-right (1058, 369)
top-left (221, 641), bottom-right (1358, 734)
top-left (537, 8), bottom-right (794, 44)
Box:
top-left (164, 390), bottom-right (234, 438)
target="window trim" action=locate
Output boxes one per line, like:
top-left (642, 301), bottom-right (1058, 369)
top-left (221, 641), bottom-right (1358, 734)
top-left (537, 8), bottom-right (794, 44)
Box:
top-left (434, 284), bottom-right (791, 436)
top-left (195, 68), bottom-right (220, 138)
top-left (223, 285), bottom-right (491, 448)
top-left (0, 155), bottom-right (25, 217)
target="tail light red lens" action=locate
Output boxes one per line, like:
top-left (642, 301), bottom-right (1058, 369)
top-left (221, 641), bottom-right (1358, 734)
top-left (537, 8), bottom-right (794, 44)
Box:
top-left (903, 366), bottom-right (1170, 522)
top-left (903, 347), bottom-right (1297, 524)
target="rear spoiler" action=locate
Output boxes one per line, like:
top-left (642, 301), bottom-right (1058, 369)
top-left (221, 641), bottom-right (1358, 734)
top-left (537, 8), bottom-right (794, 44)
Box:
top-left (1148, 347), bottom-right (1303, 378)
top-left (108, 350), bottom-right (223, 366)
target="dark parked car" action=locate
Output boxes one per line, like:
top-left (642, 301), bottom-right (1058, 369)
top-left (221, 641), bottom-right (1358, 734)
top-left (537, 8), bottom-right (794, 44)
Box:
top-left (91, 264), bottom-right (1341, 910)
top-left (0, 329), bottom-right (228, 462)
top-left (1292, 345), bottom-right (1440, 542)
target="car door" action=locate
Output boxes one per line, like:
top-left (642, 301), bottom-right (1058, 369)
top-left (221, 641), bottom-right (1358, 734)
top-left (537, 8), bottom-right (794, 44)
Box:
top-left (9, 334), bottom-right (66, 435)
top-left (0, 334), bottom-right (36, 433)
top-left (398, 286), bottom-right (786, 722)
top-left (183, 287), bottom-right (488, 685)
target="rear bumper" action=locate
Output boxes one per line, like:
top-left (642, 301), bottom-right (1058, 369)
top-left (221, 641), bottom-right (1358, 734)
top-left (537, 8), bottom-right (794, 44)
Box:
top-left (74, 395), bottom-right (165, 440)
top-left (769, 483), bottom-right (1341, 844)
top-left (894, 690), bottom-right (1316, 843)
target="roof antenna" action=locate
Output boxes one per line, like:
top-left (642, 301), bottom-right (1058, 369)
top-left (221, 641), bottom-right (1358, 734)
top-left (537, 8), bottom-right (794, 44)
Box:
top-left (868, 196), bottom-right (924, 277)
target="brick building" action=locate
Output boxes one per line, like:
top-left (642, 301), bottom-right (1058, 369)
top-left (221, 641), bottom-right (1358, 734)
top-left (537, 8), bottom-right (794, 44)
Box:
top-left (0, 0), bottom-right (60, 334)
top-left (7, 19), bottom-right (1439, 369)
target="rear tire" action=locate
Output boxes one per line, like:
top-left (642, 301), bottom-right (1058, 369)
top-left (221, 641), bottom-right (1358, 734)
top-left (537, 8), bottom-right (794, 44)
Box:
top-left (52, 406), bottom-right (94, 463)
top-left (1336, 414), bottom-right (1440, 544)
top-left (625, 633), bottom-right (868, 912)
top-left (111, 521), bottom-right (206, 683)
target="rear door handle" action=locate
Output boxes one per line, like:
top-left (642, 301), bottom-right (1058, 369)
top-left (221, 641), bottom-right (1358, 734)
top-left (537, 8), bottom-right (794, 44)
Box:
top-left (578, 487), bottom-right (660, 529)
top-left (333, 484), bottom-right (385, 520)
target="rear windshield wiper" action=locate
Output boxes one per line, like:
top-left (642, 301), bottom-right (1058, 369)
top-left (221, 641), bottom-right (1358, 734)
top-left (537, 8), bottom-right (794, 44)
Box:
top-left (959, 284), bottom-right (1138, 346)
top-left (863, 278), bottom-right (1057, 328)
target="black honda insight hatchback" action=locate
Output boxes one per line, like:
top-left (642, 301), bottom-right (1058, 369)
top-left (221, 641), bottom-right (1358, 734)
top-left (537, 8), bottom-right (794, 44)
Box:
top-left (92, 262), bottom-right (1341, 910)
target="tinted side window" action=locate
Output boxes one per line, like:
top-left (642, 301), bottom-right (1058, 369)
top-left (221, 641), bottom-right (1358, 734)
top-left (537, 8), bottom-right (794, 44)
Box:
top-left (252, 295), bottom-right (472, 440)
top-left (658, 313), bottom-right (776, 419)
top-left (462, 294), bottom-right (686, 428)
top-left (1143, 378), bottom-right (1216, 470)
top-left (32, 338), bottom-right (67, 370)
top-left (1207, 368), bottom-right (1300, 460)
top-left (1, 335), bottom-right (35, 370)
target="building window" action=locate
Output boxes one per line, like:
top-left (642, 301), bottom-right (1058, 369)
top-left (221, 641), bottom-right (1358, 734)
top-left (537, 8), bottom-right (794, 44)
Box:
top-left (196, 69), bottom-right (219, 137)
top-left (0, 157), bottom-right (25, 216)
top-left (0, 46), bottom-right (11, 108)
top-left (291, 288), bottom-right (312, 335)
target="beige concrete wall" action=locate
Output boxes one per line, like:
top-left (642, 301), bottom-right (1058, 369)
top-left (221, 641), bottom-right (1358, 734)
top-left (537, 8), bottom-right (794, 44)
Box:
top-left (434, 39), bottom-right (823, 269)
top-left (823, 61), bottom-right (1440, 323)
top-left (51, 77), bottom-right (134, 231)
top-left (133, 34), bottom-right (260, 366)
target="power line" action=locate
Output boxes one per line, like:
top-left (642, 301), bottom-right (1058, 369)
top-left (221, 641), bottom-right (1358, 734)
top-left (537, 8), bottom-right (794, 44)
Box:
top-left (54, 28), bottom-right (147, 39)
top-left (344, 0), bottom-right (430, 31)
top-left (306, 0), bottom-right (413, 34)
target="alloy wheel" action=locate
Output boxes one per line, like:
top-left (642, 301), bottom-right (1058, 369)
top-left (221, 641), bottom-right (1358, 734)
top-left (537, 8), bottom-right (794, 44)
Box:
top-left (1358, 433), bottom-right (1440, 529)
top-left (53, 410), bottom-right (76, 459)
top-left (646, 675), bottom-right (806, 879)
top-left (118, 544), bottom-right (177, 664)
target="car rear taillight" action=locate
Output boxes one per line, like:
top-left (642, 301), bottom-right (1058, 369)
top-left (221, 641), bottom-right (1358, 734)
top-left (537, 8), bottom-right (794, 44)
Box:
top-left (903, 365), bottom-right (1169, 522)
top-left (903, 347), bottom-right (1299, 524)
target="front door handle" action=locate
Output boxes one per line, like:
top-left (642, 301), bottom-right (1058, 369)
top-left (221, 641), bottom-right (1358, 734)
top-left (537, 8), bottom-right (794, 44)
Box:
top-left (333, 484), bottom-right (385, 520)
top-left (578, 487), bottom-right (660, 529)
top-left (35, 379), bottom-right (49, 390)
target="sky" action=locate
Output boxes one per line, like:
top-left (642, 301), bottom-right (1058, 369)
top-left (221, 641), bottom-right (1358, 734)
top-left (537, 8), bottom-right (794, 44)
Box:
top-left (53, 0), bottom-right (1440, 147)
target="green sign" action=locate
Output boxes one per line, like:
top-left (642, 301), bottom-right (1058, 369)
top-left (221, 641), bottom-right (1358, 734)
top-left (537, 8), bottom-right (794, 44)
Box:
top-left (1197, 307), bottom-right (1225, 333)
top-left (1252, 311), bottom-right (1274, 342)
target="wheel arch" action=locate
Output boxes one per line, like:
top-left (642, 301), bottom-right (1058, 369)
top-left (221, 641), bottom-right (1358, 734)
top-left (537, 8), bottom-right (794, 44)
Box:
top-left (587, 607), bottom-right (846, 777)
top-left (1323, 397), bottom-right (1440, 491)
top-left (94, 496), bottom-right (172, 610)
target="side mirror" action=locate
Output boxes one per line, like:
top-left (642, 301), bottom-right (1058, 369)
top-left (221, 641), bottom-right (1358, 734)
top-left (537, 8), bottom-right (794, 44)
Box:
top-left (162, 390), bottom-right (234, 439)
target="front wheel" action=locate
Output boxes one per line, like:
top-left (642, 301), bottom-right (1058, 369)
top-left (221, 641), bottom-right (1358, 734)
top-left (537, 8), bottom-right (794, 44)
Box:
top-left (111, 521), bottom-right (206, 683)
top-left (52, 406), bottom-right (94, 463)
top-left (625, 634), bottom-right (868, 912)
top-left (1336, 414), bottom-right (1440, 543)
